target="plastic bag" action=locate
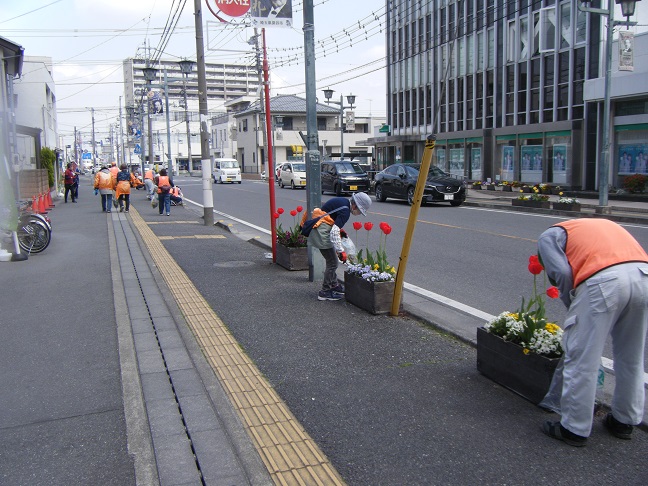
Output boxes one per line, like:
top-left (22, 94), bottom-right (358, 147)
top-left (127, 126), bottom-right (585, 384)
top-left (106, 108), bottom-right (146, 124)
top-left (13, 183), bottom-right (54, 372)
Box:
top-left (151, 198), bottom-right (158, 208)
top-left (341, 236), bottom-right (357, 262)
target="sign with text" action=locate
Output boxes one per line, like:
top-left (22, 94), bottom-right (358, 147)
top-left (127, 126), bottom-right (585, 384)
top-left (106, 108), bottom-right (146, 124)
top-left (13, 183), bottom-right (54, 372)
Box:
top-left (251, 0), bottom-right (293, 28)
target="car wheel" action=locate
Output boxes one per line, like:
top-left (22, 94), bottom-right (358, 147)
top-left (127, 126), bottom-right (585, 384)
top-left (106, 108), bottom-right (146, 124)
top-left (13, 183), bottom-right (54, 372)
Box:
top-left (238, 181), bottom-right (241, 184)
top-left (335, 183), bottom-right (342, 196)
top-left (407, 186), bottom-right (415, 206)
top-left (280, 179), bottom-right (284, 188)
top-left (450, 200), bottom-right (463, 207)
top-left (375, 184), bottom-right (386, 202)
top-left (291, 180), bottom-right (296, 190)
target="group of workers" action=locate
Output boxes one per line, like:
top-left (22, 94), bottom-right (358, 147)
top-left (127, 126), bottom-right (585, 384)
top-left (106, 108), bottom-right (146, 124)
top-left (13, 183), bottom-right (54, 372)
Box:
top-left (93, 162), bottom-right (183, 214)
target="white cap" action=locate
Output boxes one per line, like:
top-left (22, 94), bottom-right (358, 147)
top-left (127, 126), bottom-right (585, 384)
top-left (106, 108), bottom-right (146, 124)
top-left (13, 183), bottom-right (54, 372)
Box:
top-left (352, 192), bottom-right (371, 216)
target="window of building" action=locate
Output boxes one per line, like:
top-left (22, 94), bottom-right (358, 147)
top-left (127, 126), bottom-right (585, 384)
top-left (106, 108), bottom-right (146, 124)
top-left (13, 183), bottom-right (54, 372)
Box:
top-left (418, 18), bottom-right (424, 53)
top-left (575, 6), bottom-right (587, 45)
top-left (477, 31), bottom-right (485, 71)
top-left (520, 16), bottom-right (529, 61)
top-left (508, 20), bottom-right (517, 63)
top-left (282, 117), bottom-right (293, 130)
top-left (441, 7), bottom-right (446, 44)
top-left (426, 14), bottom-right (432, 50)
top-left (419, 87), bottom-right (425, 126)
top-left (317, 117), bottom-right (326, 131)
top-left (457, 78), bottom-right (464, 131)
top-left (559, 2), bottom-right (572, 49)
top-left (404, 24), bottom-right (410, 58)
top-left (540, 7), bottom-right (557, 53)
top-left (487, 27), bottom-right (495, 68)
top-left (459, 37), bottom-right (466, 76)
top-left (616, 100), bottom-right (648, 116)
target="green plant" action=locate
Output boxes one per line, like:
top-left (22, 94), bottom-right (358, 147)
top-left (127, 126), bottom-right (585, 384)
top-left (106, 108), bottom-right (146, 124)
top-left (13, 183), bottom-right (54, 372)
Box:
top-left (557, 197), bottom-right (580, 204)
top-left (622, 174), bottom-right (647, 193)
top-left (484, 255), bottom-right (563, 358)
top-left (274, 206), bottom-right (307, 247)
top-left (40, 147), bottom-right (56, 188)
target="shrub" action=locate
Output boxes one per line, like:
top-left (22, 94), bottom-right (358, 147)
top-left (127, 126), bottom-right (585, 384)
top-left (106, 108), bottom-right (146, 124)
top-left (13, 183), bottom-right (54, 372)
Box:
top-left (622, 174), bottom-right (647, 193)
top-left (40, 147), bottom-right (56, 188)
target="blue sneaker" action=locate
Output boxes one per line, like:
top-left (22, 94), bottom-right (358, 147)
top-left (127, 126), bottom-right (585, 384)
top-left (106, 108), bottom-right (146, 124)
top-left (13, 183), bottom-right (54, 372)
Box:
top-left (318, 290), bottom-right (344, 301)
top-left (333, 284), bottom-right (345, 294)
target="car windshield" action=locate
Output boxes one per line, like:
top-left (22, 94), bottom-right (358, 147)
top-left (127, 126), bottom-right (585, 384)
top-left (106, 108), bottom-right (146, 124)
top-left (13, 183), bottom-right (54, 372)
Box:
top-left (221, 161), bottom-right (238, 168)
top-left (410, 164), bottom-right (449, 179)
top-left (336, 162), bottom-right (364, 174)
top-left (292, 163), bottom-right (306, 172)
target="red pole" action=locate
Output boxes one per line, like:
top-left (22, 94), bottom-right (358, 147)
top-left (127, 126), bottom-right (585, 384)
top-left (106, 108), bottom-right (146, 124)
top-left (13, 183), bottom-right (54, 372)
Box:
top-left (263, 28), bottom-right (277, 262)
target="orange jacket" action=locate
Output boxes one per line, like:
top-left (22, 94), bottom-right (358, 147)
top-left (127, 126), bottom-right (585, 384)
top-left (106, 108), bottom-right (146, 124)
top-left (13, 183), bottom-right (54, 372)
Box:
top-left (156, 175), bottom-right (171, 194)
top-left (300, 208), bottom-right (335, 229)
top-left (144, 170), bottom-right (154, 180)
top-left (94, 170), bottom-right (113, 191)
top-left (555, 219), bottom-right (648, 288)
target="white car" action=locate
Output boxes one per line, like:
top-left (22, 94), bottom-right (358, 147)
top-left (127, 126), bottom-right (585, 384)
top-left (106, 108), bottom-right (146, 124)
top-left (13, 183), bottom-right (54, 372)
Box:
top-left (278, 162), bottom-right (307, 189)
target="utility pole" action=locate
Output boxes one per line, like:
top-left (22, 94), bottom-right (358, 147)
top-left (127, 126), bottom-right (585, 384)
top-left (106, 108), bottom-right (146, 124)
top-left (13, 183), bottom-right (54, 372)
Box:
top-left (251, 29), bottom-right (268, 175)
top-left (118, 96), bottom-right (123, 165)
top-left (91, 108), bottom-right (96, 165)
top-left (303, 0), bottom-right (322, 281)
top-left (193, 0), bottom-right (214, 226)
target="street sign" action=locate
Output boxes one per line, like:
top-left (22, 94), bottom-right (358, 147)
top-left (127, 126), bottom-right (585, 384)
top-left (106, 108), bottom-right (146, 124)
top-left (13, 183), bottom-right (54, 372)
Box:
top-left (379, 124), bottom-right (391, 133)
top-left (134, 144), bottom-right (141, 155)
top-left (82, 152), bottom-right (92, 160)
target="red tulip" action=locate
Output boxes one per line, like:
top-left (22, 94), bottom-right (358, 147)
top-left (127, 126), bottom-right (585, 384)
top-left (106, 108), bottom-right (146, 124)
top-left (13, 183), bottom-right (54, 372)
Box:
top-left (290, 210), bottom-right (297, 217)
top-left (273, 212), bottom-right (280, 219)
top-left (296, 205), bottom-right (303, 212)
top-left (546, 286), bottom-right (559, 299)
top-left (381, 223), bottom-right (392, 235)
top-left (364, 222), bottom-right (374, 231)
top-left (529, 255), bottom-right (540, 265)
top-left (277, 207), bottom-right (284, 214)
top-left (528, 261), bottom-right (543, 275)
top-left (353, 221), bottom-right (362, 231)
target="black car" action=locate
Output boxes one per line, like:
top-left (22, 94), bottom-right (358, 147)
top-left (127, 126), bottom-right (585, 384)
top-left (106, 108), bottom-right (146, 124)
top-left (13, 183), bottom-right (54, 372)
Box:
top-left (321, 160), bottom-right (370, 195)
top-left (373, 163), bottom-right (466, 206)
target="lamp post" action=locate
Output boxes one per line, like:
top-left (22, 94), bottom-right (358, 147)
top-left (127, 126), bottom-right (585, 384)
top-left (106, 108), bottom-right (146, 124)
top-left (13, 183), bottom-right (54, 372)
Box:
top-left (142, 65), bottom-right (157, 173)
top-left (178, 59), bottom-right (195, 175)
top-left (578, 0), bottom-right (640, 212)
top-left (322, 88), bottom-right (356, 159)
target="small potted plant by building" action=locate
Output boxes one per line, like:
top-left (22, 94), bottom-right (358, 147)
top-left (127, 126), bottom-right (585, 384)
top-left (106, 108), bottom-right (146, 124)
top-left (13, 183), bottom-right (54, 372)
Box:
top-left (274, 206), bottom-right (308, 270)
top-left (552, 196), bottom-right (581, 212)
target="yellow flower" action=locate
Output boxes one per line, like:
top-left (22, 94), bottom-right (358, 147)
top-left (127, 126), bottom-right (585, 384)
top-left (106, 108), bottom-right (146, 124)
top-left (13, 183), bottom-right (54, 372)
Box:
top-left (373, 264), bottom-right (379, 271)
top-left (545, 323), bottom-right (561, 334)
top-left (523, 348), bottom-right (530, 355)
top-left (559, 191), bottom-right (564, 196)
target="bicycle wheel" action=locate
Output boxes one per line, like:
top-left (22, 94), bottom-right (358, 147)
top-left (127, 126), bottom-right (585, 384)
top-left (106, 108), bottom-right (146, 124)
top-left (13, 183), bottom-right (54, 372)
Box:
top-left (17, 219), bottom-right (51, 254)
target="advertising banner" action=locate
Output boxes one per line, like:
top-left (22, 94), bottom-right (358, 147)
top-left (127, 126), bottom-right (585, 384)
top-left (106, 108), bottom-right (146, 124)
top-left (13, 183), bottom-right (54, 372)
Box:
top-left (251, 0), bottom-right (293, 28)
top-left (619, 30), bottom-right (634, 72)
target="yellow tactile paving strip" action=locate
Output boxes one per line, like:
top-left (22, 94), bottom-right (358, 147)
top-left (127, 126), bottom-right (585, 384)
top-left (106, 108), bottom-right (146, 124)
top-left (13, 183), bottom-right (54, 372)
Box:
top-left (128, 208), bottom-right (345, 486)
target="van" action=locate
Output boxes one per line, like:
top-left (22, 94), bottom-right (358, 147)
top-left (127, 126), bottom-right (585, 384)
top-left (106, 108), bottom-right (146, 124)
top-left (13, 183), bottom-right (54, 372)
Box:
top-left (212, 158), bottom-right (241, 184)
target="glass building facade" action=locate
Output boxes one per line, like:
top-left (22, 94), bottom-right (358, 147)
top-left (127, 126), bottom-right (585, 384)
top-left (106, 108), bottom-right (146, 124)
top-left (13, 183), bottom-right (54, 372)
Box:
top-left (376, 0), bottom-right (648, 190)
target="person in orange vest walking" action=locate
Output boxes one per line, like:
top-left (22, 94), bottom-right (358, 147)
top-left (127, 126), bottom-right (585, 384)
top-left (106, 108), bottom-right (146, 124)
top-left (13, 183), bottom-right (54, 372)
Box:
top-left (108, 162), bottom-right (119, 209)
top-left (93, 165), bottom-right (114, 212)
top-left (154, 168), bottom-right (174, 216)
top-left (537, 219), bottom-right (648, 447)
top-left (114, 164), bottom-right (142, 213)
top-left (143, 167), bottom-right (156, 200)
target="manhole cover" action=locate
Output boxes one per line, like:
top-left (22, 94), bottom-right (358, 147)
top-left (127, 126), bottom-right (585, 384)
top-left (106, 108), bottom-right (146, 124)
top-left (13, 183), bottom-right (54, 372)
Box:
top-left (213, 261), bottom-right (255, 268)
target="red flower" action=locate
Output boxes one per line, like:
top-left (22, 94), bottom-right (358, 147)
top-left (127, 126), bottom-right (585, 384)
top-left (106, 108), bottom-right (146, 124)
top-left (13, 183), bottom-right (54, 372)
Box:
top-left (364, 222), bottom-right (374, 231)
top-left (546, 286), bottom-right (560, 299)
top-left (296, 205), bottom-right (303, 212)
top-left (290, 210), bottom-right (297, 216)
top-left (381, 223), bottom-right (392, 235)
top-left (528, 261), bottom-right (543, 275)
top-left (277, 207), bottom-right (284, 214)
top-left (353, 221), bottom-right (362, 231)
top-left (273, 212), bottom-right (280, 219)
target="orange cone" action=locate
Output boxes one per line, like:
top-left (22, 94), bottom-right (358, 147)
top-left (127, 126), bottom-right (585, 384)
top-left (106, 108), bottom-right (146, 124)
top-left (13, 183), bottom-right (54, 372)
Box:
top-left (38, 194), bottom-right (48, 214)
top-left (32, 195), bottom-right (40, 213)
top-left (47, 191), bottom-right (55, 208)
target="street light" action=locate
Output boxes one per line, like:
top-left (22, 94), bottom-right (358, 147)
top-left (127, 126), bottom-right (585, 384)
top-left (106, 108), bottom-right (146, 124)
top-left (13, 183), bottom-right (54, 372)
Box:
top-left (578, 0), bottom-right (640, 212)
top-left (322, 88), bottom-right (356, 159)
top-left (142, 65), bottom-right (157, 173)
top-left (178, 59), bottom-right (195, 174)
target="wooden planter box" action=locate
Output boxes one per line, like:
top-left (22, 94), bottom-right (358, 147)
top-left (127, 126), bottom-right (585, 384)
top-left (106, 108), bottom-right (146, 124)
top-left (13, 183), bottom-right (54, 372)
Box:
top-left (501, 185), bottom-right (513, 192)
top-left (486, 184), bottom-right (496, 191)
top-left (521, 187), bottom-right (533, 193)
top-left (552, 202), bottom-right (581, 212)
top-left (476, 328), bottom-right (560, 404)
top-left (276, 244), bottom-right (308, 271)
top-left (511, 199), bottom-right (550, 209)
top-left (344, 271), bottom-right (396, 315)
top-left (472, 185), bottom-right (483, 190)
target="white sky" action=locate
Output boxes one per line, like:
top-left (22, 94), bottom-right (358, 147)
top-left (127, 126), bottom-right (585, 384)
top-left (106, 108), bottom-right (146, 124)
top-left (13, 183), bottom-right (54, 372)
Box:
top-left (0, 0), bottom-right (387, 146)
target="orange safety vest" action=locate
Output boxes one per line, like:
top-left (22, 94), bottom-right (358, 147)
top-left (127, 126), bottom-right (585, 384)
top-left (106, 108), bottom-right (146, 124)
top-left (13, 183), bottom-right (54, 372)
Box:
top-left (157, 175), bottom-right (171, 194)
top-left (144, 170), bottom-right (154, 180)
top-left (555, 219), bottom-right (648, 288)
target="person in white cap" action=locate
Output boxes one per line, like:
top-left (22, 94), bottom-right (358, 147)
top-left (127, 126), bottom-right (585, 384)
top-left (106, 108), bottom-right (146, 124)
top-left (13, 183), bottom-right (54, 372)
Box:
top-left (300, 192), bottom-right (372, 301)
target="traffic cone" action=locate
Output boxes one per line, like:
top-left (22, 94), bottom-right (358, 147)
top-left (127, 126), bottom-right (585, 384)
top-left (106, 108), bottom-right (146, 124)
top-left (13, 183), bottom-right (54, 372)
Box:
top-left (47, 190), bottom-right (55, 208)
top-left (38, 194), bottom-right (48, 214)
top-left (32, 195), bottom-right (40, 213)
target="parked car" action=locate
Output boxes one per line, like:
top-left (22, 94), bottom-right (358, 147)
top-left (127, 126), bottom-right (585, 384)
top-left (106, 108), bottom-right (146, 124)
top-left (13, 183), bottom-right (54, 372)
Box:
top-left (321, 160), bottom-right (370, 196)
top-left (278, 162), bottom-right (307, 189)
top-left (373, 163), bottom-right (466, 206)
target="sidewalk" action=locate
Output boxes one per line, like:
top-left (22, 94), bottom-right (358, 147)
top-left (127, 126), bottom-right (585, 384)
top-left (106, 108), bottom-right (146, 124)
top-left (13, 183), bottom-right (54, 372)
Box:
top-left (2, 184), bottom-right (648, 485)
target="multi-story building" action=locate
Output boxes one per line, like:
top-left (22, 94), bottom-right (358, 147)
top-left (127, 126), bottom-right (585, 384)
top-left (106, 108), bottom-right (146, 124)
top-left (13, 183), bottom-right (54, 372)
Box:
top-left (376, 0), bottom-right (648, 191)
top-left (122, 58), bottom-right (260, 172)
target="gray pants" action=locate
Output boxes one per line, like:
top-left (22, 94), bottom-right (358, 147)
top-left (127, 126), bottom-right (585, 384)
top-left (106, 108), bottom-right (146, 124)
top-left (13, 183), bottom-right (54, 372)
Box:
top-left (558, 262), bottom-right (648, 436)
top-left (144, 178), bottom-right (156, 197)
top-left (319, 247), bottom-right (339, 291)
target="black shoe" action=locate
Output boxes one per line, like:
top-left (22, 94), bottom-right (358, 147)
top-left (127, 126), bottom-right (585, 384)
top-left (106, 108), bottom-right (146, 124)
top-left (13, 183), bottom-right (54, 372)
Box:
top-left (542, 421), bottom-right (587, 447)
top-left (332, 284), bottom-right (345, 294)
top-left (604, 413), bottom-right (633, 440)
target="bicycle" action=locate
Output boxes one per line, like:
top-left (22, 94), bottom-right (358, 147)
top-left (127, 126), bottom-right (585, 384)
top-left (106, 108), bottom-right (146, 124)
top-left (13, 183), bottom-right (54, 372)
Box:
top-left (16, 201), bottom-right (52, 254)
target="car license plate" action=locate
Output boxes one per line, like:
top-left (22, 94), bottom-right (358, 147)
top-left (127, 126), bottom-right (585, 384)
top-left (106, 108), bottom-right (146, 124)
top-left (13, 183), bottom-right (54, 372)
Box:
top-left (350, 185), bottom-right (358, 191)
top-left (226, 178), bottom-right (231, 182)
top-left (300, 181), bottom-right (306, 185)
top-left (444, 194), bottom-right (454, 200)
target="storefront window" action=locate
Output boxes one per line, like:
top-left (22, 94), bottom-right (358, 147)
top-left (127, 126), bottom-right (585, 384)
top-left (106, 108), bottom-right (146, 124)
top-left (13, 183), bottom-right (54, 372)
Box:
top-left (448, 143), bottom-right (465, 178)
top-left (520, 139), bottom-right (543, 184)
top-left (546, 134), bottom-right (572, 185)
top-left (496, 140), bottom-right (517, 182)
top-left (468, 143), bottom-right (483, 181)
top-left (615, 128), bottom-right (648, 186)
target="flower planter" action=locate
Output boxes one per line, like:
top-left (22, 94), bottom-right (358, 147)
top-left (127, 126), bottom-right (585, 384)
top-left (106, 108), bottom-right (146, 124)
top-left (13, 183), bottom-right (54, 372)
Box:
top-left (551, 188), bottom-right (563, 195)
top-left (472, 185), bottom-right (483, 190)
top-left (476, 328), bottom-right (559, 404)
top-left (521, 187), bottom-right (532, 193)
top-left (501, 185), bottom-right (513, 192)
top-left (275, 244), bottom-right (308, 271)
top-left (511, 199), bottom-right (550, 209)
top-left (552, 202), bottom-right (581, 212)
top-left (486, 184), bottom-right (496, 191)
top-left (344, 271), bottom-right (396, 315)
